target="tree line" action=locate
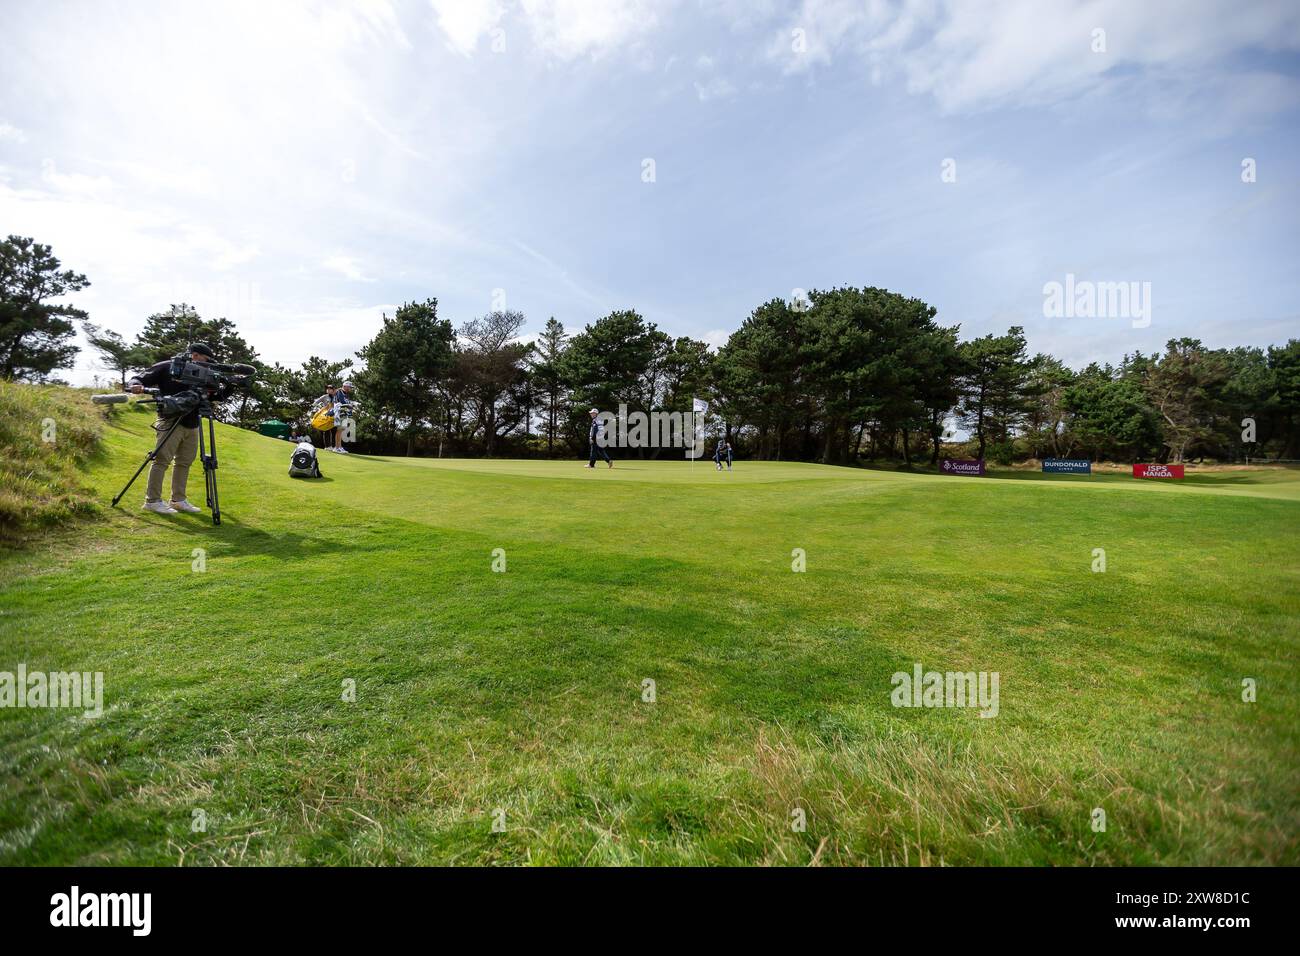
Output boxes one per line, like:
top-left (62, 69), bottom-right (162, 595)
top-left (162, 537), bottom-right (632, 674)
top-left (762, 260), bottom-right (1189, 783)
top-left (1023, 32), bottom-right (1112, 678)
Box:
top-left (4, 234), bottom-right (1298, 463)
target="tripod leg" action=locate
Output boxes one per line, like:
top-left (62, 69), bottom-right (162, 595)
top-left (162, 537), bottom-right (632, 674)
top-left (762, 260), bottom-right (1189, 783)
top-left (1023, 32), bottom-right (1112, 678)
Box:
top-left (112, 416), bottom-right (183, 508)
top-left (200, 414), bottom-right (220, 525)
top-left (197, 419), bottom-right (208, 507)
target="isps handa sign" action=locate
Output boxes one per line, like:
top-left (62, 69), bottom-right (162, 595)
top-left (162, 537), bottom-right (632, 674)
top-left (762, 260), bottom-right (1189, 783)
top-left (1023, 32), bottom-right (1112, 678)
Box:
top-left (941, 459), bottom-right (985, 477)
top-left (1133, 463), bottom-right (1185, 479)
top-left (1043, 459), bottom-right (1091, 474)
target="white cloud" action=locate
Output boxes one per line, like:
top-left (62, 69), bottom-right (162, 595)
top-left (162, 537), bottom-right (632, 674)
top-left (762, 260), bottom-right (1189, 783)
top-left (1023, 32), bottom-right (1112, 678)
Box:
top-left (767, 0), bottom-right (880, 73)
top-left (429, 0), bottom-right (505, 56)
top-left (322, 255), bottom-right (376, 283)
top-left (425, 0), bottom-right (665, 61)
top-left (194, 233), bottom-right (260, 271)
top-left (694, 76), bottom-right (736, 101)
top-left (39, 162), bottom-right (114, 198)
top-left (511, 239), bottom-right (606, 307)
top-left (692, 51), bottom-right (735, 100)
top-left (0, 121), bottom-right (26, 143)
top-left (768, 0), bottom-right (1300, 113)
top-left (310, 0), bottom-right (412, 51)
top-left (701, 328), bottom-right (730, 350)
top-left (248, 301), bottom-right (397, 368)
top-left (521, 0), bottom-right (665, 61)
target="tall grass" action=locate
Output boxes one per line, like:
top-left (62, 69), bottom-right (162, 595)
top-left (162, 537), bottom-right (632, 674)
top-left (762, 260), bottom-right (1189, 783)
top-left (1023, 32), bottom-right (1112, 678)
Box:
top-left (0, 382), bottom-right (105, 539)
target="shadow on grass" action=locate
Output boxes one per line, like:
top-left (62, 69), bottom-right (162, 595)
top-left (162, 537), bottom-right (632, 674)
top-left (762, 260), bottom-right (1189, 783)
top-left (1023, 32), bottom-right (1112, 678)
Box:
top-left (120, 509), bottom-right (388, 559)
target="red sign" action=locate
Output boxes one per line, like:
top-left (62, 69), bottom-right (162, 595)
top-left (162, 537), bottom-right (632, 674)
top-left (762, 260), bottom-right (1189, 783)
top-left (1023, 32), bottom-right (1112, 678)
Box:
top-left (1133, 463), bottom-right (1184, 479)
top-left (941, 458), bottom-right (985, 477)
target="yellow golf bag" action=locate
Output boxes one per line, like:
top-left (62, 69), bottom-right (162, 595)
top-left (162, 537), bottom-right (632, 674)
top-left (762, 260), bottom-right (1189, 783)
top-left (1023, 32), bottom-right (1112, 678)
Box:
top-left (311, 406), bottom-right (335, 431)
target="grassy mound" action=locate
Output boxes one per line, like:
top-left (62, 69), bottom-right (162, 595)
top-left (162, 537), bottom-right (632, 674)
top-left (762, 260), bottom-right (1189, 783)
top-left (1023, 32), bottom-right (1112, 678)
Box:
top-left (0, 382), bottom-right (107, 539)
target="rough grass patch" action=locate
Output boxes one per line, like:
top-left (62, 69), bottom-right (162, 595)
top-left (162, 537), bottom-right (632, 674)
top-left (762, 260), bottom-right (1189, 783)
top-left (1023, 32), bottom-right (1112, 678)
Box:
top-left (0, 382), bottom-right (106, 539)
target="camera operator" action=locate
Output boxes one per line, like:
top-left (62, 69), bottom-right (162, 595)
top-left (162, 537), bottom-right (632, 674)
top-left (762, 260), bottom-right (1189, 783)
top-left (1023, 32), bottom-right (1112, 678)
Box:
top-left (128, 342), bottom-right (230, 515)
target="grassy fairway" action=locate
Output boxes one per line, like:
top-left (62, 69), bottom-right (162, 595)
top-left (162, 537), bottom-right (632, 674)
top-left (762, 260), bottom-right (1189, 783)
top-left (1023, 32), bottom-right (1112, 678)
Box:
top-left (1, 403), bottom-right (1297, 865)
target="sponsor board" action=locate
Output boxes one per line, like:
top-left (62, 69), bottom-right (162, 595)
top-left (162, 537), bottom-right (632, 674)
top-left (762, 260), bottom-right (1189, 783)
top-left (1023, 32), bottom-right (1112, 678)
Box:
top-left (941, 458), bottom-right (985, 477)
top-left (1133, 463), bottom-right (1184, 479)
top-left (1043, 458), bottom-right (1092, 474)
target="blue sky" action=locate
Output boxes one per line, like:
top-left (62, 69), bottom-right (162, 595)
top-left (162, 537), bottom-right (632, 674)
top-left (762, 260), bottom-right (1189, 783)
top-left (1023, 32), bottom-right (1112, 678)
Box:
top-left (1, 0), bottom-right (1298, 385)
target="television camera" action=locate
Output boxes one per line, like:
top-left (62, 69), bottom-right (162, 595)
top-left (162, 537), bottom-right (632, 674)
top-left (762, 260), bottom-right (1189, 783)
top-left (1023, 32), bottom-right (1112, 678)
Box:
top-left (90, 352), bottom-right (257, 526)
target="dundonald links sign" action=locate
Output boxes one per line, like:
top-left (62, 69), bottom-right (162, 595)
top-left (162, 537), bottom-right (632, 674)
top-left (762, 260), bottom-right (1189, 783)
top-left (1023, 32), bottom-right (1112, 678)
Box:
top-left (1042, 459), bottom-right (1092, 474)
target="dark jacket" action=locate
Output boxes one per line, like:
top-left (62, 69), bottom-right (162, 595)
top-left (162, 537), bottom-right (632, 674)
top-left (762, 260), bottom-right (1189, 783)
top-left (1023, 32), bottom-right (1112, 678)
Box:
top-left (130, 360), bottom-right (227, 428)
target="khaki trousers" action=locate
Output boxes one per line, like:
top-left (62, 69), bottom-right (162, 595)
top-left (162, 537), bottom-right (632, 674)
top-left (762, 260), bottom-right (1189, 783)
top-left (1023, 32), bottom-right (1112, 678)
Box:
top-left (145, 418), bottom-right (199, 503)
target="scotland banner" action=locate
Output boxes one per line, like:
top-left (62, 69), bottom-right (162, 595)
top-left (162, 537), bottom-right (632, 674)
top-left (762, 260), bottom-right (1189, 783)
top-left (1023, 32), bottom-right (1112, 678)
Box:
top-left (941, 458), bottom-right (985, 477)
top-left (1043, 459), bottom-right (1091, 474)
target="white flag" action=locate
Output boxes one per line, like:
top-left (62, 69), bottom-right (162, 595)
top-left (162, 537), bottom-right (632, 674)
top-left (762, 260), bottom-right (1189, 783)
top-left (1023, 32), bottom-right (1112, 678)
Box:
top-left (692, 397), bottom-right (709, 415)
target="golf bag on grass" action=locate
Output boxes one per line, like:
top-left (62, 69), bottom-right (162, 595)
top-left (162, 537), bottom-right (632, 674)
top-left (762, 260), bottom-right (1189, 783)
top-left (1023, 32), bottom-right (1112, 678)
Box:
top-left (288, 441), bottom-right (323, 479)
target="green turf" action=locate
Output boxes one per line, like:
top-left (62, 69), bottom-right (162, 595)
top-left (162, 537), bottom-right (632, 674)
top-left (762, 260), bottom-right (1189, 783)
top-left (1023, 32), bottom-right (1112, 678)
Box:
top-left (1, 404), bottom-right (1297, 865)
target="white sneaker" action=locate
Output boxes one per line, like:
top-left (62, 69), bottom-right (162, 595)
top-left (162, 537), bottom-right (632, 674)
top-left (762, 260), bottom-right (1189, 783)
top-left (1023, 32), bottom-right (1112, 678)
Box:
top-left (336, 447), bottom-right (349, 454)
top-left (143, 500), bottom-right (178, 515)
top-left (169, 499), bottom-right (202, 514)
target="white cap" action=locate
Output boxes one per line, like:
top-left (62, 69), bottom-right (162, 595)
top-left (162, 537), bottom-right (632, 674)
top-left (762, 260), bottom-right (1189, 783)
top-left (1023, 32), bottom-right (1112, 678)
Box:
top-left (589, 407), bottom-right (599, 414)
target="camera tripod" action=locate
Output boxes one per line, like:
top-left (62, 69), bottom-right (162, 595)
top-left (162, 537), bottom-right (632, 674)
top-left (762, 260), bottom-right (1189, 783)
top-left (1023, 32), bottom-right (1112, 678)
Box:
top-left (111, 396), bottom-right (223, 525)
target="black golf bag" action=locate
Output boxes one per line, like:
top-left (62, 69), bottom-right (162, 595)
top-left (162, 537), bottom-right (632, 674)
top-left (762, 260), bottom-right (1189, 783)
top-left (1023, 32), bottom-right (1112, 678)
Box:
top-left (288, 441), bottom-right (323, 479)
